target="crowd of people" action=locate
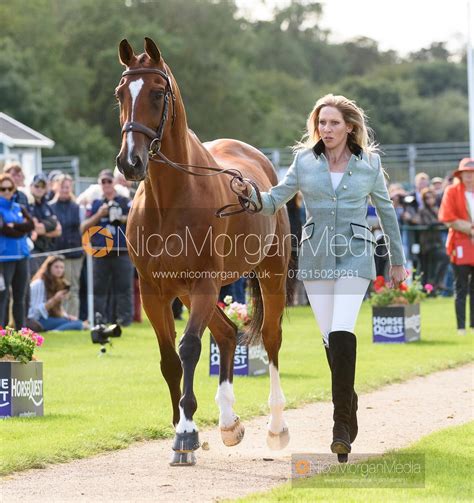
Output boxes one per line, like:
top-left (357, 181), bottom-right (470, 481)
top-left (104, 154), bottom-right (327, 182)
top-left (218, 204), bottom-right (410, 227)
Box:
top-left (0, 162), bottom-right (137, 332)
top-left (0, 157), bottom-right (473, 335)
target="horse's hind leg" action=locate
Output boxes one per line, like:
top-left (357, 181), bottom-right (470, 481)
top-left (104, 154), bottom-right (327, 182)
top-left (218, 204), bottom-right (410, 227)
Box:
top-left (257, 261), bottom-right (290, 450)
top-left (181, 295), bottom-right (244, 446)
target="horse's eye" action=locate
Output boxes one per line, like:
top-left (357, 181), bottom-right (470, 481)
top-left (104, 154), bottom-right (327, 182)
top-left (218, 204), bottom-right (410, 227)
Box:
top-left (151, 91), bottom-right (164, 101)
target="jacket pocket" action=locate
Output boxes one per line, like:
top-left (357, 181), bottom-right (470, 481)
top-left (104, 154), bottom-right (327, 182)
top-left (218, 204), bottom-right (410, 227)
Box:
top-left (350, 223), bottom-right (376, 245)
top-left (300, 222), bottom-right (315, 244)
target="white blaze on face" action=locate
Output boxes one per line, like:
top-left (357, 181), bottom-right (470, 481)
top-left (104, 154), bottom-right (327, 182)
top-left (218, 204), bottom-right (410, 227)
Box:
top-left (126, 78), bottom-right (144, 165)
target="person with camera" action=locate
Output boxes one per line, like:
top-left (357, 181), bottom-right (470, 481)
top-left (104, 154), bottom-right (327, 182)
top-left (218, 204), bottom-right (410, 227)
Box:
top-left (233, 94), bottom-right (406, 462)
top-left (81, 169), bottom-right (133, 326)
top-left (28, 255), bottom-right (87, 331)
top-left (0, 173), bottom-right (35, 328)
top-left (28, 173), bottom-right (62, 276)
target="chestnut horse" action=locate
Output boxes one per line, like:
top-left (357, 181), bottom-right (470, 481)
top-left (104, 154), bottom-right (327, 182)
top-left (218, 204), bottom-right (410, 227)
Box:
top-left (115, 38), bottom-right (291, 465)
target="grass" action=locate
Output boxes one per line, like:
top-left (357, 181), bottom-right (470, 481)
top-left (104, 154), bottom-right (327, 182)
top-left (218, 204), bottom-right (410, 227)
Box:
top-left (1, 297), bottom-right (472, 476)
top-left (237, 421), bottom-right (474, 502)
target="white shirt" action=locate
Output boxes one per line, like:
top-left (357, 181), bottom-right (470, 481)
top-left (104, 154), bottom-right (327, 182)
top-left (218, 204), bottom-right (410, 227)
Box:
top-left (330, 172), bottom-right (344, 192)
top-left (465, 190), bottom-right (474, 222)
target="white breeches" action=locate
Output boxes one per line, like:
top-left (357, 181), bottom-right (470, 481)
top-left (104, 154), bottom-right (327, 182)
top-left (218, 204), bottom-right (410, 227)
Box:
top-left (303, 277), bottom-right (370, 347)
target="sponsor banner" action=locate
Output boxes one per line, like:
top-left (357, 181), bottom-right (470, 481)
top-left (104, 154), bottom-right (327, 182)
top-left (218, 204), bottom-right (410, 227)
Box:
top-left (0, 362), bottom-right (44, 418)
top-left (373, 304), bottom-right (421, 343)
top-left (210, 336), bottom-right (268, 376)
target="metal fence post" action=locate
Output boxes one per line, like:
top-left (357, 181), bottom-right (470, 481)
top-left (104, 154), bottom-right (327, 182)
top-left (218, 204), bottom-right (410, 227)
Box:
top-left (408, 144), bottom-right (417, 184)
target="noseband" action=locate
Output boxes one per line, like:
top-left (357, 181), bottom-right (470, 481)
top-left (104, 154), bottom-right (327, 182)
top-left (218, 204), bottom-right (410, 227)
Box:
top-left (119, 67), bottom-right (262, 218)
top-left (120, 67), bottom-right (176, 154)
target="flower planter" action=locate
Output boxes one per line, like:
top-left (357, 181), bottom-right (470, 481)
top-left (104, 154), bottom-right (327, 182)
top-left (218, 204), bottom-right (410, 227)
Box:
top-left (372, 303), bottom-right (421, 343)
top-left (0, 360), bottom-right (44, 418)
top-left (209, 336), bottom-right (269, 376)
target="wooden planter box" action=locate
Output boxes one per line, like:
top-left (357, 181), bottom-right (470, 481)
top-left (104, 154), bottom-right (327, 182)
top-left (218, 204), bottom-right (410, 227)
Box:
top-left (372, 304), bottom-right (421, 343)
top-left (0, 361), bottom-right (44, 418)
top-left (209, 336), bottom-right (268, 376)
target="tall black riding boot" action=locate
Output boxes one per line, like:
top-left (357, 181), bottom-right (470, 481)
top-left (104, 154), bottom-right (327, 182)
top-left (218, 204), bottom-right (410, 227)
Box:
top-left (327, 331), bottom-right (357, 456)
top-left (324, 345), bottom-right (358, 443)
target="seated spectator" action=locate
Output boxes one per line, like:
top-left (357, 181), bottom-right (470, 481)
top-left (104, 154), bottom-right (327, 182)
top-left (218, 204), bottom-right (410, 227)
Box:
top-left (414, 188), bottom-right (449, 293)
top-left (28, 255), bottom-right (87, 331)
top-left (0, 173), bottom-right (35, 328)
top-left (28, 173), bottom-right (62, 275)
top-left (3, 162), bottom-right (29, 206)
top-left (50, 175), bottom-right (84, 319)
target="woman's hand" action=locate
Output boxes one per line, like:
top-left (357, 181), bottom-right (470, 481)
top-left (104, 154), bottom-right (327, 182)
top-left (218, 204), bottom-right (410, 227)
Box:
top-left (54, 289), bottom-right (69, 302)
top-left (233, 179), bottom-right (251, 197)
top-left (390, 265), bottom-right (407, 287)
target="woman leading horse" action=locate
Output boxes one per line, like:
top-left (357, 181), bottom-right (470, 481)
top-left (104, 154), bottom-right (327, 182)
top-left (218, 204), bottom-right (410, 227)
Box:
top-left (115, 38), bottom-right (292, 465)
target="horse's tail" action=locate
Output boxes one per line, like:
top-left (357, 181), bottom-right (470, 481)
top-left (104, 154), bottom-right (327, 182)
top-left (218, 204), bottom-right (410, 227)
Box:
top-left (285, 253), bottom-right (296, 306)
top-left (243, 275), bottom-right (264, 346)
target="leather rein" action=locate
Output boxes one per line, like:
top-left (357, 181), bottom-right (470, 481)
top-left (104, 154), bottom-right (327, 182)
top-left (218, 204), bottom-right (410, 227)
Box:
top-left (120, 67), bottom-right (262, 218)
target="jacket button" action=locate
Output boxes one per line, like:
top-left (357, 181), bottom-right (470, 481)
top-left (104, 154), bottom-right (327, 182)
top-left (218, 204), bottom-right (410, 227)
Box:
top-left (343, 185), bottom-right (347, 189)
top-left (330, 226), bottom-right (334, 230)
top-left (349, 171), bottom-right (353, 176)
top-left (332, 196), bottom-right (337, 201)
top-left (331, 210), bottom-right (335, 215)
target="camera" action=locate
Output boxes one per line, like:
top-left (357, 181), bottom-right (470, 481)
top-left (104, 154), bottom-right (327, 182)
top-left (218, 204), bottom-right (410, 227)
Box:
top-left (107, 200), bottom-right (123, 226)
top-left (91, 313), bottom-right (122, 345)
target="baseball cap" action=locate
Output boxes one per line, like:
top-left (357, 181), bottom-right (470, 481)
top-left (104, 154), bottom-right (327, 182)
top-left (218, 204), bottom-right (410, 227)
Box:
top-left (32, 173), bottom-right (48, 186)
top-left (98, 169), bottom-right (114, 181)
top-left (431, 177), bottom-right (443, 184)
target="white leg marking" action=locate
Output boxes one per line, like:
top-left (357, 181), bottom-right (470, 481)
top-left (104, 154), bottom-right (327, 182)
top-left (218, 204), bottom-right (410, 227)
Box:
top-left (176, 405), bottom-right (198, 434)
top-left (215, 380), bottom-right (237, 428)
top-left (268, 362), bottom-right (287, 434)
top-left (126, 78), bottom-right (144, 165)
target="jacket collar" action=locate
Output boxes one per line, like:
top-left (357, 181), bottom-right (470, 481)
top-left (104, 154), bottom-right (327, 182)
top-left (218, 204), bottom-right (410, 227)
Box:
top-left (312, 138), bottom-right (363, 159)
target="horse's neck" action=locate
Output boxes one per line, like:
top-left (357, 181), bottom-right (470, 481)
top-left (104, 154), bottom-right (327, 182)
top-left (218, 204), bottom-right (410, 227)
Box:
top-left (145, 125), bottom-right (211, 208)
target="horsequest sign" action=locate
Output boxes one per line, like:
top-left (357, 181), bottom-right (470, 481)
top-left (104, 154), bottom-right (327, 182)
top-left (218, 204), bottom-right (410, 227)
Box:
top-left (209, 336), bottom-right (269, 376)
top-left (372, 304), bottom-right (421, 343)
top-left (0, 361), bottom-right (44, 418)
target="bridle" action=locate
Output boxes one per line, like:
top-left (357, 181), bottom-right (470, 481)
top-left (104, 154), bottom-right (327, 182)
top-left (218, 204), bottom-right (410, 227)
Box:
top-left (119, 67), bottom-right (262, 218)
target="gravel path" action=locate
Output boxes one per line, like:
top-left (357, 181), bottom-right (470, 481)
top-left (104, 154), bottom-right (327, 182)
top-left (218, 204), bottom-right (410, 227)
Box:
top-left (1, 363), bottom-right (473, 502)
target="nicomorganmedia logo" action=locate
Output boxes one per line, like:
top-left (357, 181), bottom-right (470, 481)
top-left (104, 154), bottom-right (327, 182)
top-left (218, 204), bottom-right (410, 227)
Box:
top-left (82, 226), bottom-right (114, 257)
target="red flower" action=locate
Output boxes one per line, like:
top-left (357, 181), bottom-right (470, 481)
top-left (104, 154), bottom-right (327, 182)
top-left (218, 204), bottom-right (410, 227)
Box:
top-left (217, 301), bottom-right (225, 309)
top-left (398, 283), bottom-right (408, 292)
top-left (373, 275), bottom-right (385, 292)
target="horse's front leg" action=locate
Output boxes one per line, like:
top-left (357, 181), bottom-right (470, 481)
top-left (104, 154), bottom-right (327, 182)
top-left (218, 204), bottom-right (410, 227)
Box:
top-left (171, 282), bottom-right (219, 466)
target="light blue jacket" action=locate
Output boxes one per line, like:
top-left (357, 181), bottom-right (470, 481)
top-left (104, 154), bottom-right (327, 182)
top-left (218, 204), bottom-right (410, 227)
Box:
top-left (249, 144), bottom-right (405, 281)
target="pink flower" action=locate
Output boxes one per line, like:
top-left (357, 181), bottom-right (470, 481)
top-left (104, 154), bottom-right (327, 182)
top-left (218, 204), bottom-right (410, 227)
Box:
top-left (0, 329), bottom-right (6, 337)
top-left (424, 283), bottom-right (434, 293)
top-left (33, 334), bottom-right (44, 347)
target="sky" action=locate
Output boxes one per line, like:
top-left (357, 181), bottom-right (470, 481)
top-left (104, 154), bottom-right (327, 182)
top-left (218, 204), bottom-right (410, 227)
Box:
top-left (235, 0), bottom-right (472, 56)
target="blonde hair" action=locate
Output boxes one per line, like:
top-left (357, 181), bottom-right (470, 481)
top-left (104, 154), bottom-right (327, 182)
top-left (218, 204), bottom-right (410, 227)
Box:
top-left (295, 94), bottom-right (377, 154)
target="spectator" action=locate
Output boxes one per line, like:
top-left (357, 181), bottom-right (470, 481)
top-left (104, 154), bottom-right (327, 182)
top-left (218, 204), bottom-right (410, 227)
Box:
top-left (81, 169), bottom-right (133, 326)
top-left (0, 173), bottom-right (34, 328)
top-left (414, 188), bottom-right (449, 294)
top-left (408, 172), bottom-right (430, 212)
top-left (28, 255), bottom-right (87, 331)
top-left (28, 173), bottom-right (62, 275)
top-left (76, 171), bottom-right (130, 207)
top-left (45, 170), bottom-right (64, 201)
top-left (439, 158), bottom-right (474, 336)
top-left (50, 175), bottom-right (84, 319)
top-left (430, 176), bottom-right (444, 205)
top-left (3, 162), bottom-right (29, 206)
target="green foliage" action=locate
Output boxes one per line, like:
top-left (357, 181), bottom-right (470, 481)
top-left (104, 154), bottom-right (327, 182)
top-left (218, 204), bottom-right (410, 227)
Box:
top-left (0, 0), bottom-right (468, 176)
top-left (0, 327), bottom-right (44, 363)
top-left (370, 274), bottom-right (428, 307)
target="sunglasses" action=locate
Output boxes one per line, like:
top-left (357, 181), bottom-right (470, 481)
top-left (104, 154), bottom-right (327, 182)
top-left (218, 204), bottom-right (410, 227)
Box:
top-left (0, 186), bottom-right (14, 193)
top-left (34, 183), bottom-right (46, 189)
top-left (100, 179), bottom-right (113, 184)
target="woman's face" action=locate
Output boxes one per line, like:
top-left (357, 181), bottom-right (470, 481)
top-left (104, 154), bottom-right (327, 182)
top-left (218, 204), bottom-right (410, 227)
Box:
top-left (50, 260), bottom-right (65, 278)
top-left (424, 193), bottom-right (437, 207)
top-left (59, 180), bottom-right (73, 200)
top-left (460, 171), bottom-right (474, 186)
top-left (318, 106), bottom-right (352, 150)
top-left (0, 180), bottom-right (15, 201)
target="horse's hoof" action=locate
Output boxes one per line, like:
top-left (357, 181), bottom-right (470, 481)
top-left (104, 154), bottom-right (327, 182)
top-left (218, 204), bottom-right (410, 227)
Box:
top-left (170, 451), bottom-right (197, 466)
top-left (172, 431), bottom-right (200, 452)
top-left (330, 439), bottom-right (351, 455)
top-left (337, 453), bottom-right (348, 463)
top-left (266, 427), bottom-right (290, 450)
top-left (220, 418), bottom-right (245, 446)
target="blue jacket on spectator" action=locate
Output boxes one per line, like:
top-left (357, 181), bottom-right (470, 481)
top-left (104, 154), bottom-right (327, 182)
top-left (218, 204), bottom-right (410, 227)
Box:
top-left (0, 197), bottom-right (32, 262)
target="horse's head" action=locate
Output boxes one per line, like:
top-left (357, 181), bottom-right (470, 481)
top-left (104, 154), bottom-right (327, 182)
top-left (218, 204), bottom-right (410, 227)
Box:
top-left (115, 37), bottom-right (176, 181)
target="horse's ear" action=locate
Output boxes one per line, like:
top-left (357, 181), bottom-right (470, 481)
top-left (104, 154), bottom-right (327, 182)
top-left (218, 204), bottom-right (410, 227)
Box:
top-left (144, 37), bottom-right (161, 64)
top-left (119, 39), bottom-right (135, 66)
